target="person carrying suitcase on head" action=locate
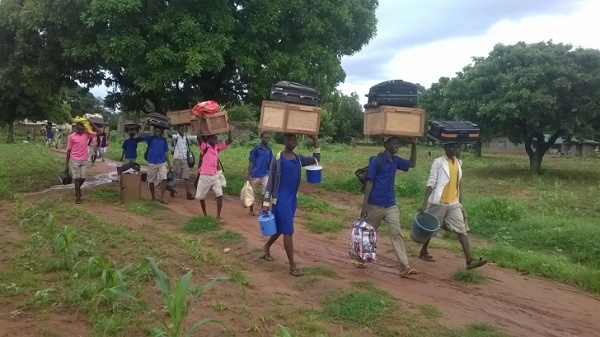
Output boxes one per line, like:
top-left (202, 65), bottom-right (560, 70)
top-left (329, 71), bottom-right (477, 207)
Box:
top-left (417, 142), bottom-right (487, 270)
top-left (140, 120), bottom-right (172, 204)
top-left (169, 125), bottom-right (197, 200)
top-left (361, 136), bottom-right (420, 278)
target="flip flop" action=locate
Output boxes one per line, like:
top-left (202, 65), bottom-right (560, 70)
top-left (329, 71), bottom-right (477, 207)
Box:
top-left (218, 219), bottom-right (225, 224)
top-left (159, 200), bottom-right (169, 205)
top-left (419, 253), bottom-right (436, 262)
top-left (260, 254), bottom-right (275, 261)
top-left (75, 199), bottom-right (82, 204)
top-left (399, 268), bottom-right (420, 278)
top-left (467, 258), bottom-right (487, 270)
top-left (290, 269), bottom-right (304, 277)
top-left (353, 261), bottom-right (367, 268)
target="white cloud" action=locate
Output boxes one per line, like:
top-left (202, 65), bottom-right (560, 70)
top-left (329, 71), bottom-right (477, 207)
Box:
top-left (339, 0), bottom-right (600, 105)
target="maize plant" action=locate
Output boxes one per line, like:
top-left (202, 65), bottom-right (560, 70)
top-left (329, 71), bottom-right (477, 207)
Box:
top-left (144, 257), bottom-right (228, 337)
top-left (53, 225), bottom-right (80, 269)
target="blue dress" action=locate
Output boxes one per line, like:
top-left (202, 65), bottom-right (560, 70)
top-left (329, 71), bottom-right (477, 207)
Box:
top-left (273, 155), bottom-right (300, 235)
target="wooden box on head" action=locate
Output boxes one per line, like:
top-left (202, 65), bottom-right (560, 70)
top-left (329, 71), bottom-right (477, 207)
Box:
top-left (167, 109), bottom-right (193, 125)
top-left (260, 100), bottom-right (321, 136)
top-left (364, 106), bottom-right (426, 137)
top-left (190, 111), bottom-right (230, 135)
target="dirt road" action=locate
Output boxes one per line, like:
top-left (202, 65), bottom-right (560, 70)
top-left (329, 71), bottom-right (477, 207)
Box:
top-left (12, 156), bottom-right (600, 336)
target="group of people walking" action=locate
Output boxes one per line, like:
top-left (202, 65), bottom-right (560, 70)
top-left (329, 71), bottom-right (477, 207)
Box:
top-left (65, 121), bottom-right (485, 277)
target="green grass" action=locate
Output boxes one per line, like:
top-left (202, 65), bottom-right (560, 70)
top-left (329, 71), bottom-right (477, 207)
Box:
top-left (0, 144), bottom-right (63, 199)
top-left (183, 216), bottom-right (221, 233)
top-left (303, 266), bottom-right (339, 279)
top-left (90, 188), bottom-right (120, 203)
top-left (304, 216), bottom-right (346, 234)
top-left (419, 304), bottom-right (443, 319)
top-left (452, 269), bottom-right (486, 284)
top-left (322, 288), bottom-right (394, 325)
top-left (125, 200), bottom-right (167, 215)
top-left (214, 230), bottom-right (245, 244)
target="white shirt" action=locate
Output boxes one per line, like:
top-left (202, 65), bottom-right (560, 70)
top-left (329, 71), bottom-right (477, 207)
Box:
top-left (171, 134), bottom-right (197, 160)
top-left (426, 156), bottom-right (463, 205)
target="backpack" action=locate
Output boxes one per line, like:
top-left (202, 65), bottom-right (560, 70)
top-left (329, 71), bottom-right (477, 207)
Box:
top-left (349, 219), bottom-right (377, 263)
top-left (354, 153), bottom-right (384, 191)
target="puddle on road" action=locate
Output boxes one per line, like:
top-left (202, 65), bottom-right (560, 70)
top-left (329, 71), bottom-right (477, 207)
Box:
top-left (28, 172), bottom-right (121, 196)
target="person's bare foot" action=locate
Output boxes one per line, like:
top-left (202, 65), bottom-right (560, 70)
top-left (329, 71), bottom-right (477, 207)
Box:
top-left (75, 199), bottom-right (82, 204)
top-left (249, 210), bottom-right (257, 216)
top-left (159, 199), bottom-right (168, 205)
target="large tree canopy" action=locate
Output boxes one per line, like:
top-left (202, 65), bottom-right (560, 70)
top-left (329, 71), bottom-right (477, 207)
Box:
top-left (41, 0), bottom-right (378, 113)
top-left (422, 41), bottom-right (600, 173)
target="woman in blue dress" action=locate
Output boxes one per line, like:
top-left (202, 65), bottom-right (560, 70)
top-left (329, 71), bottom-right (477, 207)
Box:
top-left (262, 134), bottom-right (320, 277)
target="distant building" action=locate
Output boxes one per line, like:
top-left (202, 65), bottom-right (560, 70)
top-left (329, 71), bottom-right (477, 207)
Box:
top-left (483, 134), bottom-right (599, 157)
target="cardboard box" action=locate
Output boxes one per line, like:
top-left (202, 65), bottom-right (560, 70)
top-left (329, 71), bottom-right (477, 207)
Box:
top-left (260, 100), bottom-right (321, 135)
top-left (190, 111), bottom-right (230, 135)
top-left (120, 173), bottom-right (142, 203)
top-left (167, 109), bottom-right (193, 125)
top-left (364, 106), bottom-right (426, 137)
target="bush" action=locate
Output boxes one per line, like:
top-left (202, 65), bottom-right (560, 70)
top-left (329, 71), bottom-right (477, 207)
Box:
top-left (469, 197), bottom-right (524, 222)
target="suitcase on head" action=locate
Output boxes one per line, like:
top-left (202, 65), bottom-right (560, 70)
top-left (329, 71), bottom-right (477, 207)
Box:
top-left (270, 81), bottom-right (319, 106)
top-left (427, 121), bottom-right (480, 143)
top-left (366, 80), bottom-right (418, 108)
top-left (146, 112), bottom-right (171, 129)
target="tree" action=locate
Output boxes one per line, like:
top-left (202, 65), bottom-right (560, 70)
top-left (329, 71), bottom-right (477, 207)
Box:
top-left (42, 0), bottom-right (378, 113)
top-left (322, 92), bottom-right (363, 143)
top-left (426, 41), bottom-right (600, 172)
top-left (0, 0), bottom-right (71, 142)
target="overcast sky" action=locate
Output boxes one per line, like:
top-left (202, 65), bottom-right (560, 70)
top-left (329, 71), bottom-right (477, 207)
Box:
top-left (91, 0), bottom-right (600, 105)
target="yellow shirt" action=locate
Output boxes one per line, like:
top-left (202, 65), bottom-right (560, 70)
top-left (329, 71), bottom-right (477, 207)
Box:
top-left (440, 157), bottom-right (459, 203)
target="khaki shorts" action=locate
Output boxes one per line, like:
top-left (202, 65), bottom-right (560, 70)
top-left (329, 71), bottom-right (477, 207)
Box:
top-left (147, 163), bottom-right (168, 185)
top-left (195, 174), bottom-right (223, 200)
top-left (69, 160), bottom-right (88, 179)
top-left (172, 159), bottom-right (190, 180)
top-left (249, 176), bottom-right (268, 194)
top-left (426, 203), bottom-right (469, 235)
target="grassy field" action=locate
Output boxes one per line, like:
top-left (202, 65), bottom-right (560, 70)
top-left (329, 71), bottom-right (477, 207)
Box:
top-left (0, 143), bottom-right (63, 199)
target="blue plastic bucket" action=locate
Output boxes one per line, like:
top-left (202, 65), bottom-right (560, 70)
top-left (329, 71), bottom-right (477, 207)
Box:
top-left (258, 212), bottom-right (277, 236)
top-left (410, 212), bottom-right (440, 244)
top-left (305, 160), bottom-right (322, 184)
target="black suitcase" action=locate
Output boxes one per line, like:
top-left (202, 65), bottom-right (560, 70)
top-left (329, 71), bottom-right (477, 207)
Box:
top-left (366, 80), bottom-right (418, 108)
top-left (427, 121), bottom-right (480, 143)
top-left (146, 112), bottom-right (171, 129)
top-left (270, 81), bottom-right (319, 106)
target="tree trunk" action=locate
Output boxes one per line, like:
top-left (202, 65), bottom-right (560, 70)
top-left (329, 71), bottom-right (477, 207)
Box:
top-left (474, 139), bottom-right (482, 157)
top-left (7, 121), bottom-right (15, 143)
top-left (528, 150), bottom-right (544, 174)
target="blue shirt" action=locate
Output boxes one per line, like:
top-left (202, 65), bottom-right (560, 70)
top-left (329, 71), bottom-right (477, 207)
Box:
top-left (249, 144), bottom-right (273, 178)
top-left (144, 135), bottom-right (169, 164)
top-left (366, 154), bottom-right (411, 208)
top-left (122, 137), bottom-right (143, 159)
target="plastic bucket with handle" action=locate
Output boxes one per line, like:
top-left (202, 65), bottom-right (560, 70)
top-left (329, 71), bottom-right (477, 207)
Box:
top-left (410, 212), bottom-right (440, 244)
top-left (305, 159), bottom-right (322, 184)
top-left (258, 211), bottom-right (277, 236)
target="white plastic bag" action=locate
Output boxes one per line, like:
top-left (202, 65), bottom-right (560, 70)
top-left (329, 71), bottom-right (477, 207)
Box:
top-left (240, 181), bottom-right (254, 208)
top-left (217, 170), bottom-right (227, 188)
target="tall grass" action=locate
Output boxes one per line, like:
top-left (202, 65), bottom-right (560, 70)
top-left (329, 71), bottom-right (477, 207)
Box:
top-left (0, 144), bottom-right (63, 199)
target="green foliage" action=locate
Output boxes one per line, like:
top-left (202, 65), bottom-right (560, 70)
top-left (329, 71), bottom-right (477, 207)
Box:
top-left (125, 200), bottom-right (167, 215)
top-left (214, 231), bottom-right (244, 244)
top-left (183, 217), bottom-right (220, 234)
top-left (452, 269), bottom-right (486, 284)
top-left (320, 92), bottom-right (364, 143)
top-left (322, 289), bottom-right (393, 325)
top-left (52, 225), bottom-right (81, 270)
top-left (0, 144), bottom-right (63, 199)
top-left (90, 188), bottom-right (121, 203)
top-left (305, 218), bottom-right (346, 234)
top-left (144, 257), bottom-right (228, 337)
top-left (423, 41), bottom-right (600, 173)
top-left (468, 197), bottom-right (524, 222)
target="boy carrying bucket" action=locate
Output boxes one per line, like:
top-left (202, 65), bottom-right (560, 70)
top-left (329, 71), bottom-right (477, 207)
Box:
top-left (417, 142), bottom-right (486, 270)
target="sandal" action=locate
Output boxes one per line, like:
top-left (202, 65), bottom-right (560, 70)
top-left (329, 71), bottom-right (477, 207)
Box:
top-left (399, 268), bottom-right (420, 278)
top-left (186, 194), bottom-right (195, 200)
top-left (353, 261), bottom-right (367, 268)
top-left (260, 254), bottom-right (275, 261)
top-left (419, 253), bottom-right (435, 262)
top-left (467, 258), bottom-right (487, 270)
top-left (290, 269), bottom-right (304, 277)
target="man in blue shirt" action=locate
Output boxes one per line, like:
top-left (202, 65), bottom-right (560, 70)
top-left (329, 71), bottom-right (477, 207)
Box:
top-left (361, 136), bottom-right (418, 277)
top-left (247, 132), bottom-right (273, 216)
top-left (120, 132), bottom-right (143, 163)
top-left (141, 122), bottom-right (172, 204)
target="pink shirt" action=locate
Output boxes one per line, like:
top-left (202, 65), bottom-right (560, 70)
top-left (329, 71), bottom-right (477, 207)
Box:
top-left (67, 132), bottom-right (96, 161)
top-left (198, 140), bottom-right (227, 175)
